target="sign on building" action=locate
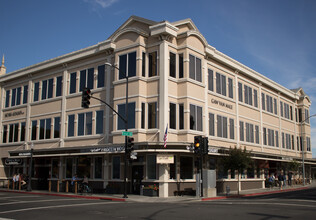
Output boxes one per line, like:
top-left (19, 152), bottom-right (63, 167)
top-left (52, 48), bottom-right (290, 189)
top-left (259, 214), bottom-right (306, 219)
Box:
top-left (157, 154), bottom-right (174, 164)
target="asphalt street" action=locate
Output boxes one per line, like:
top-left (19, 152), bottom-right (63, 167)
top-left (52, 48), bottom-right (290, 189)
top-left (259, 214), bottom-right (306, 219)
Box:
top-left (0, 188), bottom-right (315, 220)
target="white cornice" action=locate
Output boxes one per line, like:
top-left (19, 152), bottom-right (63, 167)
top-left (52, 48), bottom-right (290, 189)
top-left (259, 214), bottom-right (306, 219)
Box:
top-left (149, 21), bottom-right (178, 38)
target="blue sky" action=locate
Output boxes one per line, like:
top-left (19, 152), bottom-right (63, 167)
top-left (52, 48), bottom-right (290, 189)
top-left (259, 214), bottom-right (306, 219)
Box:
top-left (1, 0), bottom-right (316, 157)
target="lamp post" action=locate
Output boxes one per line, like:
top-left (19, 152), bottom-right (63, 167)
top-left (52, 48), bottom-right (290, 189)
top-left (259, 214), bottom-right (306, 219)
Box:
top-left (105, 62), bottom-right (129, 198)
top-left (26, 142), bottom-right (34, 191)
top-left (301, 113), bottom-right (316, 186)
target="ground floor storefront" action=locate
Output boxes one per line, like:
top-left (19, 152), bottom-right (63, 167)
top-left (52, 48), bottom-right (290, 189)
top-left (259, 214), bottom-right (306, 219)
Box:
top-left (1, 145), bottom-right (315, 197)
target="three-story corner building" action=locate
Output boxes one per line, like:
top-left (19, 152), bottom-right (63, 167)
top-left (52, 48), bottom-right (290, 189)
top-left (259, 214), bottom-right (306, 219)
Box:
top-left (0, 16), bottom-right (314, 197)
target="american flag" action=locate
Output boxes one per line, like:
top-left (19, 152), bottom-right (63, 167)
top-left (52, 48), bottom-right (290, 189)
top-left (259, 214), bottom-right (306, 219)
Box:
top-left (163, 124), bottom-right (168, 148)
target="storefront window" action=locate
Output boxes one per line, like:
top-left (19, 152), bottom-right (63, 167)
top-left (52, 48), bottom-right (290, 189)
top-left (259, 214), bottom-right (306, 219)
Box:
top-left (247, 167), bottom-right (255, 179)
top-left (169, 156), bottom-right (176, 180)
top-left (217, 165), bottom-right (228, 179)
top-left (65, 158), bottom-right (73, 178)
top-left (147, 155), bottom-right (157, 179)
top-left (77, 156), bottom-right (91, 178)
top-left (112, 156), bottom-right (120, 179)
top-left (231, 170), bottom-right (236, 179)
top-left (180, 156), bottom-right (193, 179)
top-left (52, 159), bottom-right (59, 178)
top-left (94, 157), bottom-right (103, 179)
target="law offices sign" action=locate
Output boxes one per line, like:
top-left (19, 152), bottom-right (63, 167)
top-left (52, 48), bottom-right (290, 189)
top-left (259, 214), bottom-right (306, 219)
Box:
top-left (211, 99), bottom-right (233, 110)
top-left (4, 110), bottom-right (25, 118)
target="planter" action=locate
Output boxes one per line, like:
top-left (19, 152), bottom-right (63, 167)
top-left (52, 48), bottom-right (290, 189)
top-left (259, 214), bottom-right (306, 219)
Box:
top-left (143, 188), bottom-right (158, 197)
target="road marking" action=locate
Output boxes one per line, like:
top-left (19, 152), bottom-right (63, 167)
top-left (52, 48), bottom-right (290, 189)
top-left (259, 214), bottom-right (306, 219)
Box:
top-left (0, 195), bottom-right (41, 199)
top-left (208, 201), bottom-right (316, 208)
top-left (0, 201), bottom-right (119, 214)
top-left (0, 198), bottom-right (80, 206)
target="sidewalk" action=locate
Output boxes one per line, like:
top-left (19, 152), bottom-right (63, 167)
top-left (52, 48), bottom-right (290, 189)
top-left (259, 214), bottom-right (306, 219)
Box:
top-left (1, 182), bottom-right (315, 203)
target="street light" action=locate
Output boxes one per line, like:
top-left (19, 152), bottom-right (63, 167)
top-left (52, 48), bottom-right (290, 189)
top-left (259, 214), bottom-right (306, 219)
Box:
top-left (26, 142), bottom-right (34, 191)
top-left (105, 62), bottom-right (129, 198)
top-left (301, 113), bottom-right (316, 186)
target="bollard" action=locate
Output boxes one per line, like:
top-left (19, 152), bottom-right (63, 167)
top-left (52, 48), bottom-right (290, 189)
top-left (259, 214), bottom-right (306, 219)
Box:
top-left (12, 181), bottom-right (15, 190)
top-left (7, 180), bottom-right (10, 190)
top-left (19, 180), bottom-right (21, 191)
top-left (226, 185), bottom-right (230, 196)
top-left (66, 181), bottom-right (69, 193)
top-left (75, 181), bottom-right (77, 194)
top-left (57, 180), bottom-right (60, 193)
top-left (49, 180), bottom-right (51, 192)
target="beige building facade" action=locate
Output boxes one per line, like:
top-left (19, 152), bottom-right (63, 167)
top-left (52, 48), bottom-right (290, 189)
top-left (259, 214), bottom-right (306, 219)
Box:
top-left (0, 16), bottom-right (314, 197)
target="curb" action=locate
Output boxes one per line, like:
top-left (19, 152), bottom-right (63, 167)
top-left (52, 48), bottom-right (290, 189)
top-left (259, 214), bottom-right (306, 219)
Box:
top-left (201, 186), bottom-right (309, 201)
top-left (0, 189), bottom-right (126, 202)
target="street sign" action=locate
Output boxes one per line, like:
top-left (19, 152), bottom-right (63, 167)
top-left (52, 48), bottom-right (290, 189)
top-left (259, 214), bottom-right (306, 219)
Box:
top-left (122, 131), bottom-right (133, 136)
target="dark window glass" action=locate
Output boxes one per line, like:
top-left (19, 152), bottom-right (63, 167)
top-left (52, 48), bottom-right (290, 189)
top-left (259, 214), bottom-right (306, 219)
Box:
top-left (34, 82), bottom-right (39, 102)
top-left (147, 155), bottom-right (157, 179)
top-left (112, 156), bottom-right (120, 179)
top-left (216, 72), bottom-right (221, 94)
top-left (190, 104), bottom-right (196, 130)
top-left (149, 52), bottom-right (157, 77)
top-left (9, 124), bottom-right (14, 142)
top-left (221, 75), bottom-right (226, 96)
top-left (54, 117), bottom-right (60, 138)
top-left (238, 82), bottom-right (243, 102)
top-left (228, 78), bottom-right (233, 98)
top-left (16, 87), bottom-right (21, 105)
top-left (11, 88), bottom-right (16, 106)
top-left (217, 115), bottom-right (222, 137)
top-left (180, 156), bottom-right (193, 179)
top-left (261, 93), bottom-right (265, 110)
top-left (254, 89), bottom-right (258, 107)
top-left (209, 113), bottom-right (215, 136)
top-left (118, 102), bottom-right (136, 130)
top-left (78, 113), bottom-right (85, 136)
top-left (263, 128), bottom-right (267, 145)
top-left (80, 70), bottom-right (86, 92)
top-left (70, 72), bottom-right (77, 94)
top-left (85, 112), bottom-right (92, 135)
top-left (141, 103), bottom-right (145, 129)
top-left (208, 69), bottom-right (214, 91)
top-left (94, 157), bottom-right (103, 179)
top-left (179, 54), bottom-right (184, 78)
top-left (170, 103), bottom-right (176, 129)
top-left (148, 102), bottom-right (157, 129)
top-left (48, 78), bottom-right (53, 98)
top-left (68, 115), bottom-right (75, 137)
top-left (97, 65), bottom-right (105, 88)
top-left (23, 85), bottom-right (28, 104)
top-left (179, 104), bottom-right (184, 130)
top-left (142, 52), bottom-right (146, 77)
top-left (87, 68), bottom-right (94, 89)
top-left (255, 125), bottom-right (259, 144)
top-left (190, 104), bottom-right (202, 131)
top-left (119, 54), bottom-right (127, 79)
top-left (169, 156), bottom-right (176, 179)
top-left (170, 52), bottom-right (176, 78)
top-left (56, 76), bottom-right (62, 97)
top-left (230, 118), bottom-right (234, 140)
top-left (14, 123), bottom-right (18, 142)
top-left (96, 110), bottom-right (104, 134)
top-left (42, 80), bottom-right (47, 100)
top-left (40, 119), bottom-right (45, 140)
top-left (31, 120), bottom-right (37, 140)
top-left (240, 121), bottom-right (244, 141)
top-left (65, 158), bottom-right (73, 178)
top-left (196, 57), bottom-right (202, 82)
top-left (5, 90), bottom-right (10, 108)
top-left (46, 119), bottom-right (51, 139)
top-left (3, 125), bottom-right (8, 143)
top-left (189, 55), bottom-right (195, 80)
top-left (128, 52), bottom-right (136, 77)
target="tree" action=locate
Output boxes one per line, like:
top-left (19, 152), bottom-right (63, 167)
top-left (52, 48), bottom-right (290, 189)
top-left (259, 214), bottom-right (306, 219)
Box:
top-left (288, 160), bottom-right (300, 174)
top-left (222, 146), bottom-right (253, 195)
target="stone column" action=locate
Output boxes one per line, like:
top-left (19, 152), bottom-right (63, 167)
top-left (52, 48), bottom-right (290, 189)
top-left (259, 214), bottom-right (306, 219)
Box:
top-left (159, 164), bottom-right (168, 197)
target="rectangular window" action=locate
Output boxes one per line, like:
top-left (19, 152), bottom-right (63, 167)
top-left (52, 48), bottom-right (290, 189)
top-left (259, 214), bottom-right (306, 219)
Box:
top-left (276, 131), bottom-right (279, 147)
top-left (179, 54), bottom-right (184, 78)
top-left (255, 125), bottom-right (259, 144)
top-left (180, 156), bottom-right (193, 179)
top-left (282, 132), bottom-right (285, 148)
top-left (97, 65), bottom-right (105, 88)
top-left (208, 69), bottom-right (214, 91)
top-left (280, 101), bottom-right (284, 117)
top-left (39, 119), bottom-right (51, 140)
top-left (189, 54), bottom-right (202, 82)
top-left (246, 123), bottom-right (254, 143)
top-left (78, 112), bottom-right (93, 136)
top-left (263, 128), bottom-right (267, 145)
top-left (16, 87), bottom-right (21, 105)
top-left (5, 90), bottom-right (10, 108)
top-left (112, 156), bottom-right (121, 179)
top-left (34, 82), bottom-right (39, 102)
top-left (80, 68), bottom-right (94, 91)
top-left (148, 102), bottom-right (157, 129)
top-left (56, 76), bottom-right (62, 97)
top-left (142, 52), bottom-right (146, 77)
top-left (217, 115), bottom-right (227, 138)
top-left (96, 110), bottom-right (104, 134)
top-left (87, 68), bottom-right (94, 89)
top-left (79, 70), bottom-right (86, 92)
top-left (42, 80), bottom-right (47, 100)
top-left (141, 103), bottom-right (145, 129)
top-left (65, 158), bottom-right (73, 178)
top-left (11, 88), bottom-right (16, 107)
top-left (13, 123), bottom-right (18, 142)
top-left (149, 52), bottom-right (157, 77)
top-left (54, 117), bottom-right (60, 138)
top-left (216, 72), bottom-right (226, 96)
top-left (119, 52), bottom-right (136, 79)
top-left (169, 52), bottom-right (176, 78)
top-left (147, 155), bottom-right (157, 179)
top-left (169, 103), bottom-right (176, 129)
top-left (228, 78), bottom-right (233, 98)
top-left (238, 82), bottom-right (243, 102)
top-left (48, 78), bottom-right (53, 99)
top-left (229, 118), bottom-right (234, 140)
top-left (209, 113), bottom-right (215, 136)
top-left (305, 109), bottom-right (310, 123)
top-left (3, 125), bottom-right (8, 143)
top-left (68, 115), bottom-right (75, 137)
top-left (94, 157), bottom-right (103, 179)
top-left (169, 156), bottom-right (176, 180)
top-left (118, 102), bottom-right (136, 130)
top-left (295, 108), bottom-right (298, 122)
top-left (31, 120), bottom-right (37, 140)
top-left (9, 124), bottom-right (14, 142)
top-left (254, 89), bottom-right (258, 107)
top-left (261, 93), bottom-right (265, 110)
top-left (179, 104), bottom-right (184, 130)
top-left (240, 121), bottom-right (244, 141)
top-left (21, 122), bottom-right (26, 142)
top-left (190, 104), bottom-right (202, 131)
top-left (70, 72), bottom-right (77, 94)
top-left (298, 108), bottom-right (302, 122)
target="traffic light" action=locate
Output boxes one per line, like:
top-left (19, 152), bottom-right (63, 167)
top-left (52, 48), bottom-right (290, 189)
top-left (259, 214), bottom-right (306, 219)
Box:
top-left (202, 137), bottom-right (209, 155)
top-left (81, 87), bottom-right (91, 108)
top-left (194, 136), bottom-right (203, 154)
top-left (127, 137), bottom-right (134, 153)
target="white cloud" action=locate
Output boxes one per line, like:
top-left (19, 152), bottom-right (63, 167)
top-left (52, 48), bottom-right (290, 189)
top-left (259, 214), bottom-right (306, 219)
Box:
top-left (84, 0), bottom-right (119, 9)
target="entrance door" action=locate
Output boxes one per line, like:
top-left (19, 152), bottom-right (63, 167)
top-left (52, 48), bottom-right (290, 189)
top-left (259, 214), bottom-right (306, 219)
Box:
top-left (37, 167), bottom-right (50, 190)
top-left (132, 165), bottom-right (144, 195)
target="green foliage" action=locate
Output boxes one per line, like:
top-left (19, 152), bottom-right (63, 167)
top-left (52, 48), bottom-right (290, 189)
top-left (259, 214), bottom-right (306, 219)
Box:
top-left (288, 160), bottom-right (300, 172)
top-left (222, 147), bottom-right (253, 174)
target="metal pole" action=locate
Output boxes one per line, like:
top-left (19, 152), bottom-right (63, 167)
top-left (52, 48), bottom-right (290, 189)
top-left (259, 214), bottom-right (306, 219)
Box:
top-left (123, 75), bottom-right (129, 198)
top-left (26, 147), bottom-right (33, 191)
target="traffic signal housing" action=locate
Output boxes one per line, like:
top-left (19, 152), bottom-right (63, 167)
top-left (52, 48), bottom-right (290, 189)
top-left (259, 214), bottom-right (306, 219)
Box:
top-left (127, 137), bottom-right (134, 153)
top-left (194, 136), bottom-right (203, 154)
top-left (202, 137), bottom-right (209, 155)
top-left (81, 87), bottom-right (91, 108)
